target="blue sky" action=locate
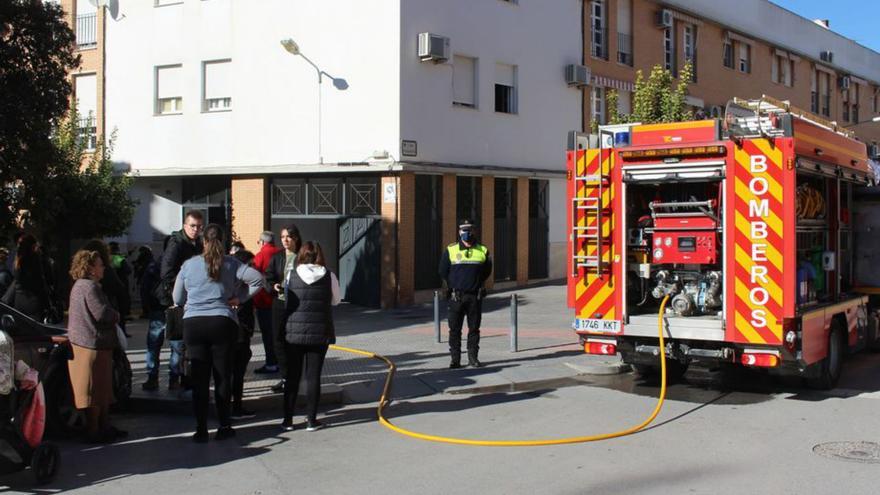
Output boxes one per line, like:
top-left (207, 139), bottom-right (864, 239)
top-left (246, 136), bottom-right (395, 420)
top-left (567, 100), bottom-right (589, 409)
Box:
top-left (769, 1), bottom-right (880, 52)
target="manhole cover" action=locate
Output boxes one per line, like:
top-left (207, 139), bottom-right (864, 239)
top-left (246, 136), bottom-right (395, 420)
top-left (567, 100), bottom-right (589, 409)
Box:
top-left (813, 442), bottom-right (880, 464)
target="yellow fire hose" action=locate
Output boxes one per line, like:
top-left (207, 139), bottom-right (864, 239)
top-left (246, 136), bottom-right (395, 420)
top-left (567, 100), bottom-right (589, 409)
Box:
top-left (329, 296), bottom-right (670, 447)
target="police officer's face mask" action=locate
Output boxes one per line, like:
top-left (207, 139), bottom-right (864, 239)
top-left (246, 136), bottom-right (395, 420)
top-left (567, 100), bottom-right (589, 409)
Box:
top-left (459, 229), bottom-right (473, 243)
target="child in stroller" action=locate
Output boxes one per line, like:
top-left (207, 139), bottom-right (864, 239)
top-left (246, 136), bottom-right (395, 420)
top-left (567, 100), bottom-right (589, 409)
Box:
top-left (0, 328), bottom-right (60, 484)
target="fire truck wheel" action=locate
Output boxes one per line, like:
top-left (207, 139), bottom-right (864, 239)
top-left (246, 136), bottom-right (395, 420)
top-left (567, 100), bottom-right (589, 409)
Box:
top-left (806, 319), bottom-right (844, 390)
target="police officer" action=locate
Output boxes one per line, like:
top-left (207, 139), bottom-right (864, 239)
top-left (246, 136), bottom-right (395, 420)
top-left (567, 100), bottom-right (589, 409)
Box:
top-left (438, 220), bottom-right (493, 368)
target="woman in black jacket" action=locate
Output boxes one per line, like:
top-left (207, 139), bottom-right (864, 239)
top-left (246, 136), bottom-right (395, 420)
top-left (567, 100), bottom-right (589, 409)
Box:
top-left (265, 224), bottom-right (301, 393)
top-left (6, 234), bottom-right (50, 320)
top-left (281, 240), bottom-right (339, 432)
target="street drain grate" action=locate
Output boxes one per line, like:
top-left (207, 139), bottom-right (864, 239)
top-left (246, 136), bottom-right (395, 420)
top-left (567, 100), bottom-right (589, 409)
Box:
top-left (813, 442), bottom-right (880, 464)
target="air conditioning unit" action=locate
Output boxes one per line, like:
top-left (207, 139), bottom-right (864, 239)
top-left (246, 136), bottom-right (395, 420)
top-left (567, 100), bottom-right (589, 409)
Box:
top-left (869, 144), bottom-right (880, 158)
top-left (839, 75), bottom-right (851, 90)
top-left (565, 64), bottom-right (591, 87)
top-left (820, 50), bottom-right (834, 63)
top-left (418, 33), bottom-right (450, 63)
top-left (655, 9), bottom-right (673, 28)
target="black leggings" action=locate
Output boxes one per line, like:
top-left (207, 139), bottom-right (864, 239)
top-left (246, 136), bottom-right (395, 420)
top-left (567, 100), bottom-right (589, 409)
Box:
top-left (283, 343), bottom-right (328, 423)
top-left (184, 316), bottom-right (238, 431)
top-left (231, 342), bottom-right (253, 408)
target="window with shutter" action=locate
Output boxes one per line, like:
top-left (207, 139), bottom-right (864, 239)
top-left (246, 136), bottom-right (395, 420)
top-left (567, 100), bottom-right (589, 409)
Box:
top-left (203, 60), bottom-right (232, 112)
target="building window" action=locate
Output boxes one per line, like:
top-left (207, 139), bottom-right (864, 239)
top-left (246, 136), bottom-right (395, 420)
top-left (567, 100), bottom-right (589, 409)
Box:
top-left (873, 87), bottom-right (878, 114)
top-left (74, 73), bottom-right (98, 150)
top-left (852, 83), bottom-right (860, 123)
top-left (683, 24), bottom-right (697, 81)
top-left (816, 70), bottom-right (831, 117)
top-left (591, 86), bottom-right (606, 126)
top-left (453, 55), bottom-right (477, 108)
top-left (155, 65), bottom-right (183, 115)
top-left (811, 70), bottom-right (818, 113)
top-left (202, 59), bottom-right (232, 112)
top-left (616, 0), bottom-right (633, 66)
top-left (347, 178), bottom-right (380, 215)
top-left (843, 87), bottom-right (851, 123)
top-left (617, 89), bottom-right (632, 116)
top-left (590, 0), bottom-right (607, 60)
top-left (738, 43), bottom-right (751, 73)
top-left (772, 53), bottom-right (794, 87)
top-left (722, 40), bottom-right (734, 69)
top-left (494, 63), bottom-right (517, 114)
top-left (663, 26), bottom-right (676, 75)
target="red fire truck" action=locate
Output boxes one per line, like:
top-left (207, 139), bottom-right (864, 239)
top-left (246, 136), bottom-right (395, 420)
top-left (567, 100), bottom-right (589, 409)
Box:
top-left (567, 96), bottom-right (880, 389)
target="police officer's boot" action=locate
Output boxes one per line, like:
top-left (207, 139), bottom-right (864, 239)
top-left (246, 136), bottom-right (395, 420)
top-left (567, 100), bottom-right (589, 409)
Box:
top-left (467, 350), bottom-right (483, 368)
top-left (450, 351), bottom-right (462, 369)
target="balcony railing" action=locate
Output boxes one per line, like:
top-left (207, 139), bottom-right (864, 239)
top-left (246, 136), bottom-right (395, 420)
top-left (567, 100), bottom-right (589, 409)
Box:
top-left (591, 27), bottom-right (608, 60)
top-left (617, 33), bottom-right (633, 66)
top-left (76, 13), bottom-right (97, 48)
top-left (77, 117), bottom-right (97, 151)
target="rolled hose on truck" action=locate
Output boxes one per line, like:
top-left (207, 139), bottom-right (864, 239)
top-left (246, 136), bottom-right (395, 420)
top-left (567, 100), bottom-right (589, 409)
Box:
top-left (329, 295), bottom-right (672, 447)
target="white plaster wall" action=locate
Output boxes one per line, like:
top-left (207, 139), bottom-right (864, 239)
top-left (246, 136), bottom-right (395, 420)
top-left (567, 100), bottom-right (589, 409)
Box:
top-left (665, 0), bottom-right (880, 83)
top-left (548, 177), bottom-right (568, 279)
top-left (399, 0), bottom-right (582, 170)
top-left (105, 0), bottom-right (401, 173)
top-left (109, 178), bottom-right (182, 250)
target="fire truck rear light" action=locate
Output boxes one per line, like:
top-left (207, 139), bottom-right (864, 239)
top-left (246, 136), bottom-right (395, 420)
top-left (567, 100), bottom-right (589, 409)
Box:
top-left (585, 343), bottom-right (617, 355)
top-left (740, 353), bottom-right (779, 367)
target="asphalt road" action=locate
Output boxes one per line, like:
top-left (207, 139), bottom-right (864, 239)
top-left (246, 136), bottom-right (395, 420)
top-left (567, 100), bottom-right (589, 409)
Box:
top-left (4, 351), bottom-right (880, 495)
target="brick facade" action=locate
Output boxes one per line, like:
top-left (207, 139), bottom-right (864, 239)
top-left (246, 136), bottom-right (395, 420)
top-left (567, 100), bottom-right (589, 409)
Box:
top-left (585, 0), bottom-right (880, 145)
top-left (480, 176), bottom-right (495, 290)
top-left (230, 178), bottom-right (265, 248)
top-left (380, 176), bottom-right (399, 309)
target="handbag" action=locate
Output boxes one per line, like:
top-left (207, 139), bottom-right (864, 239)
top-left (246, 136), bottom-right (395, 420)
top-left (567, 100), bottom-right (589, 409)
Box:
top-left (164, 305), bottom-right (185, 340)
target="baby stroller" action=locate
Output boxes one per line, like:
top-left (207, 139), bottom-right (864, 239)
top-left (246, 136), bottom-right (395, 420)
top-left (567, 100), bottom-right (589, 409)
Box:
top-left (0, 329), bottom-right (60, 484)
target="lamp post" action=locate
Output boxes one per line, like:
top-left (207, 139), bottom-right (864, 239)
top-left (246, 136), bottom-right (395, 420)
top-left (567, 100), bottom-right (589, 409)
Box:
top-left (843, 116), bottom-right (880, 128)
top-left (281, 38), bottom-right (325, 164)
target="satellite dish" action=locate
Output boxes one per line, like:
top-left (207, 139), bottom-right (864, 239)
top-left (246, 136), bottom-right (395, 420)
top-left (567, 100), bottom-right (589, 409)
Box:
top-left (107, 0), bottom-right (120, 21)
top-left (88, 0), bottom-right (123, 21)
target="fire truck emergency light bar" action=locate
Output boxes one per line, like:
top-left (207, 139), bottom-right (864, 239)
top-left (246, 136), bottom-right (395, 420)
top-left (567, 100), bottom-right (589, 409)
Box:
top-left (619, 145), bottom-right (727, 160)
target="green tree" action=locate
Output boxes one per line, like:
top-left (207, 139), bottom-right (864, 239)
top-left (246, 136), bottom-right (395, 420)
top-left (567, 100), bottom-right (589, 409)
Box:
top-left (608, 61), bottom-right (694, 125)
top-left (27, 105), bottom-right (137, 250)
top-left (0, 0), bottom-right (80, 242)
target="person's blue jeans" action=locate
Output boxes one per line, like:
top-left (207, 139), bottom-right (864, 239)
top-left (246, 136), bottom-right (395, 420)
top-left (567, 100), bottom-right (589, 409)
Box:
top-left (145, 313), bottom-right (184, 379)
top-left (256, 307), bottom-right (277, 367)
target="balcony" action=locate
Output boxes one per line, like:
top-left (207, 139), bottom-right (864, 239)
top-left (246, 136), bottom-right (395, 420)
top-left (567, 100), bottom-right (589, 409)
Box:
top-left (77, 117), bottom-right (97, 151)
top-left (76, 13), bottom-right (97, 48)
top-left (617, 33), bottom-right (633, 66)
top-left (591, 27), bottom-right (608, 60)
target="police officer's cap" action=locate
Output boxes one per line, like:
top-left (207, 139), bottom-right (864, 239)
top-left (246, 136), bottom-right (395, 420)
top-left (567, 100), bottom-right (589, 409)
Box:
top-left (458, 219), bottom-right (476, 230)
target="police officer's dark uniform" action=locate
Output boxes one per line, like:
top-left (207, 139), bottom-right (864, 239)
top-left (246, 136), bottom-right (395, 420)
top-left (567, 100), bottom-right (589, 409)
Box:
top-left (438, 220), bottom-right (493, 368)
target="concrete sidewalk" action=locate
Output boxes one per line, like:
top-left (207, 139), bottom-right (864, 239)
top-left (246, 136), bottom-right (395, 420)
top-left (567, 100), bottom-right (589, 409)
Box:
top-left (124, 282), bottom-right (625, 411)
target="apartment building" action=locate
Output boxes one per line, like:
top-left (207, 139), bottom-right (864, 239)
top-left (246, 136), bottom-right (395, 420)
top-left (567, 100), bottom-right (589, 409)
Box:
top-left (585, 0), bottom-right (880, 148)
top-left (71, 0), bottom-right (582, 308)
top-left (62, 0), bottom-right (106, 153)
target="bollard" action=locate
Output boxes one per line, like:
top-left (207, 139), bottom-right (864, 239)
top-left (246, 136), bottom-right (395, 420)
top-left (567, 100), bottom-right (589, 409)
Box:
top-left (510, 293), bottom-right (518, 352)
top-left (434, 290), bottom-right (441, 343)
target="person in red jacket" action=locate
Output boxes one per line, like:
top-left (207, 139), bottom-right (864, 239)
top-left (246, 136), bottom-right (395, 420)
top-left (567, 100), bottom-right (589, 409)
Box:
top-left (252, 231), bottom-right (282, 373)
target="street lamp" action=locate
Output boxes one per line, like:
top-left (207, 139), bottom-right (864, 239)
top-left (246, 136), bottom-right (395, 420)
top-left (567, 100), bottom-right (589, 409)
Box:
top-left (843, 116), bottom-right (880, 128)
top-left (281, 38), bottom-right (326, 164)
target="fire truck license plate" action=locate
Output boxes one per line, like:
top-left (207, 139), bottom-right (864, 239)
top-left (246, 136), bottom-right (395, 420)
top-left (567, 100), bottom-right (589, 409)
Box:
top-left (574, 318), bottom-right (621, 333)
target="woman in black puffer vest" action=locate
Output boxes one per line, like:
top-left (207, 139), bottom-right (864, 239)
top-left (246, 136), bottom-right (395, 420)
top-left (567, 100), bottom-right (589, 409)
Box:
top-left (281, 241), bottom-right (340, 432)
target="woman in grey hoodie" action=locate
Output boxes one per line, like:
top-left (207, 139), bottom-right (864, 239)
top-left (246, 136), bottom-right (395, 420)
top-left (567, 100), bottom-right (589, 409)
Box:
top-left (281, 241), bottom-right (340, 432)
top-left (173, 224), bottom-right (264, 442)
